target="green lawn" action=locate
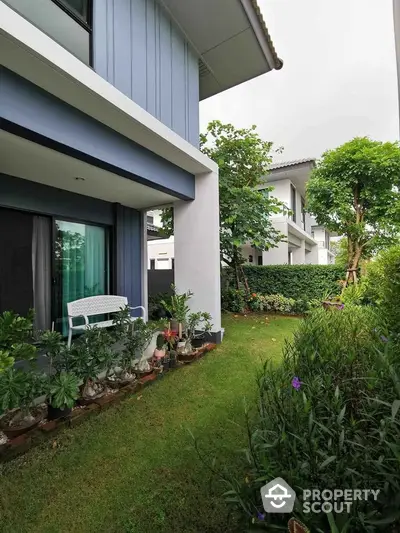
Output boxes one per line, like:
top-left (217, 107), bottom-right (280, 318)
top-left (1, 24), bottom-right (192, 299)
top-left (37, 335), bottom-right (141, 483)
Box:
top-left (0, 315), bottom-right (298, 533)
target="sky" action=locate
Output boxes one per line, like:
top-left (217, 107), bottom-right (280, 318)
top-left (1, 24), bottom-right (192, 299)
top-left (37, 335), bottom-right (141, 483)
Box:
top-left (199, 0), bottom-right (400, 163)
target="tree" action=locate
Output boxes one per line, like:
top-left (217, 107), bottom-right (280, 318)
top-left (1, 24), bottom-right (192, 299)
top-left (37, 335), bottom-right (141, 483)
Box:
top-left (161, 121), bottom-right (285, 292)
top-left (307, 137), bottom-right (400, 285)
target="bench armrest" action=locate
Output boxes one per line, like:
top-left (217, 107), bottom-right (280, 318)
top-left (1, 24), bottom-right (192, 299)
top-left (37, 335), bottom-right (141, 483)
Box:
top-left (68, 314), bottom-right (89, 328)
top-left (129, 306), bottom-right (146, 319)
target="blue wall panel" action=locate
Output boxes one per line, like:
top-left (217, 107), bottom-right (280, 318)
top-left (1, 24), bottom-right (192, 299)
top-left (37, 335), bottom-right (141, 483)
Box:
top-left (114, 204), bottom-right (142, 308)
top-left (92, 0), bottom-right (199, 147)
top-left (0, 67), bottom-right (195, 200)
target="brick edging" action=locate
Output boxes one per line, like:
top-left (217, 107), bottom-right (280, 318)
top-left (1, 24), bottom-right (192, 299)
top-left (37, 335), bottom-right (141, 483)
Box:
top-left (0, 343), bottom-right (217, 463)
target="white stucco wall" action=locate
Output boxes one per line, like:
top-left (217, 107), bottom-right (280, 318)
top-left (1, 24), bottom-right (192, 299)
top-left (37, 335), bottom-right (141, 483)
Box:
top-left (268, 179), bottom-right (291, 217)
top-left (174, 171), bottom-right (221, 335)
top-left (148, 237), bottom-right (174, 269)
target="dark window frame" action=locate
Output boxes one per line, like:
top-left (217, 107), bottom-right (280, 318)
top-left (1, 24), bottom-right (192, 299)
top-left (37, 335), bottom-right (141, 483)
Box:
top-left (51, 0), bottom-right (93, 65)
top-left (301, 196), bottom-right (306, 230)
top-left (290, 184), bottom-right (297, 223)
top-left (51, 0), bottom-right (93, 30)
top-left (150, 259), bottom-right (156, 270)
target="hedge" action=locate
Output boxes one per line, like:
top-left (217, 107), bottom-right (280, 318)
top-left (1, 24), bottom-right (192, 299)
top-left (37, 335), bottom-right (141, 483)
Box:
top-left (225, 265), bottom-right (345, 301)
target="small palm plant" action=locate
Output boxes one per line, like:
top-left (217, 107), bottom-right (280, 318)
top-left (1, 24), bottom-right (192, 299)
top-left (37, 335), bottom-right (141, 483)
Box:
top-left (47, 371), bottom-right (79, 419)
top-left (161, 285), bottom-right (193, 339)
top-left (0, 368), bottom-right (47, 433)
top-left (185, 312), bottom-right (213, 352)
top-left (70, 327), bottom-right (114, 399)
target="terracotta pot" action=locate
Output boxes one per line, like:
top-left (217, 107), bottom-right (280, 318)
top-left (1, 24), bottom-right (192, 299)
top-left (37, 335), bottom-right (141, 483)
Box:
top-left (176, 341), bottom-right (186, 355)
top-left (1, 409), bottom-right (44, 439)
top-left (78, 383), bottom-right (106, 405)
top-left (178, 351), bottom-right (197, 363)
top-left (153, 348), bottom-right (166, 359)
top-left (170, 319), bottom-right (179, 332)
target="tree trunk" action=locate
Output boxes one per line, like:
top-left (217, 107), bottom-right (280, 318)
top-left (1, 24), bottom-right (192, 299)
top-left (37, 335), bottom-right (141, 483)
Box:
top-left (240, 264), bottom-right (250, 296)
top-left (343, 241), bottom-right (362, 287)
top-left (234, 260), bottom-right (241, 290)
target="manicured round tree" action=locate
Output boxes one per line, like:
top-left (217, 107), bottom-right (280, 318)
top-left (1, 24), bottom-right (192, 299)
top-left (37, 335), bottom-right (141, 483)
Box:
top-left (307, 137), bottom-right (400, 284)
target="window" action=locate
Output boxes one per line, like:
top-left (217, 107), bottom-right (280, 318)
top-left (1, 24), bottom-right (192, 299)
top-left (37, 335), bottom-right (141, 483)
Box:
top-left (157, 258), bottom-right (170, 270)
top-left (147, 215), bottom-right (154, 225)
top-left (53, 0), bottom-right (91, 26)
top-left (301, 197), bottom-right (306, 230)
top-left (54, 220), bottom-right (109, 334)
top-left (150, 259), bottom-right (155, 270)
top-left (257, 256), bottom-right (263, 266)
top-left (248, 255), bottom-right (253, 263)
top-left (325, 231), bottom-right (330, 250)
top-left (172, 258), bottom-right (175, 269)
top-left (290, 184), bottom-right (297, 223)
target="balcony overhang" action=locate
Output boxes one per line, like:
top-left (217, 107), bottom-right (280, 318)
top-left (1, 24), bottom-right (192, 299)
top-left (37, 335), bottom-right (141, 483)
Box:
top-left (0, 2), bottom-right (217, 177)
top-left (159, 0), bottom-right (282, 100)
top-left (264, 158), bottom-right (316, 197)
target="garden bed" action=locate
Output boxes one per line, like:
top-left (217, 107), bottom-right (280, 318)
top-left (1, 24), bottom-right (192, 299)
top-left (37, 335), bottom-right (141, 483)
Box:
top-left (0, 343), bottom-right (217, 463)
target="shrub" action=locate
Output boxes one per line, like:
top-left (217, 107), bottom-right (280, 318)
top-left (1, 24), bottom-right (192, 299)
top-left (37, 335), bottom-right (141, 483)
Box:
top-left (224, 265), bottom-right (345, 301)
top-left (340, 283), bottom-right (366, 306)
top-left (248, 293), bottom-right (297, 314)
top-left (220, 306), bottom-right (399, 532)
top-left (148, 292), bottom-right (171, 320)
top-left (376, 246), bottom-right (400, 339)
top-left (360, 246), bottom-right (400, 340)
top-left (221, 288), bottom-right (246, 313)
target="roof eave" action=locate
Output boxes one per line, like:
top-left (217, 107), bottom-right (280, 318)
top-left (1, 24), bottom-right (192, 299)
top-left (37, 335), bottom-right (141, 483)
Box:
top-left (242, 0), bottom-right (283, 71)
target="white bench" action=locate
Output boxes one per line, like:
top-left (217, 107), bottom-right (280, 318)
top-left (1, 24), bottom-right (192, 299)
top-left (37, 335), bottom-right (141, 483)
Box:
top-left (67, 295), bottom-right (146, 347)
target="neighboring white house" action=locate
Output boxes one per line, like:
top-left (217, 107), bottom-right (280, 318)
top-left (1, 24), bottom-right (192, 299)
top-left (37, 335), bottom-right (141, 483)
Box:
top-left (148, 159), bottom-right (336, 269)
top-left (246, 159), bottom-right (335, 265)
top-left (147, 210), bottom-right (175, 270)
top-left (310, 222), bottom-right (337, 265)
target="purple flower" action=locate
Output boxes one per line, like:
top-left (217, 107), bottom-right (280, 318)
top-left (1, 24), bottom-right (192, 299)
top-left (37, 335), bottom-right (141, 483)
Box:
top-left (292, 376), bottom-right (302, 390)
top-left (380, 335), bottom-right (389, 343)
top-left (338, 303), bottom-right (345, 310)
top-left (257, 512), bottom-right (265, 521)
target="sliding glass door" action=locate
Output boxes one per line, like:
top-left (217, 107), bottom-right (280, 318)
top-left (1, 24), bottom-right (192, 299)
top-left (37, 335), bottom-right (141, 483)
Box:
top-left (54, 220), bottom-right (109, 334)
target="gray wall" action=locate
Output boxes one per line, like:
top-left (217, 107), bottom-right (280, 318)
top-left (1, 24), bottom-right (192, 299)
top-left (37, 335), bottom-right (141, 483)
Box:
top-left (0, 174), bottom-right (113, 225)
top-left (93, 0), bottom-right (199, 146)
top-left (148, 269), bottom-right (174, 297)
top-left (0, 67), bottom-right (195, 200)
top-left (3, 0), bottom-right (90, 64)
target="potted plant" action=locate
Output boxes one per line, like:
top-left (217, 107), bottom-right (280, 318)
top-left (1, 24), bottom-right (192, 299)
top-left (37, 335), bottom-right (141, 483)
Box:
top-left (0, 310), bottom-right (38, 373)
top-left (185, 312), bottom-right (213, 351)
top-left (130, 319), bottom-right (159, 376)
top-left (161, 285), bottom-right (193, 340)
top-left (177, 312), bottom-right (213, 362)
top-left (163, 328), bottom-right (178, 366)
top-left (169, 350), bottom-right (178, 369)
top-left (47, 371), bottom-right (80, 420)
top-left (162, 352), bottom-right (170, 372)
top-left (153, 333), bottom-right (166, 360)
top-left (0, 368), bottom-right (46, 438)
top-left (70, 327), bottom-right (114, 404)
